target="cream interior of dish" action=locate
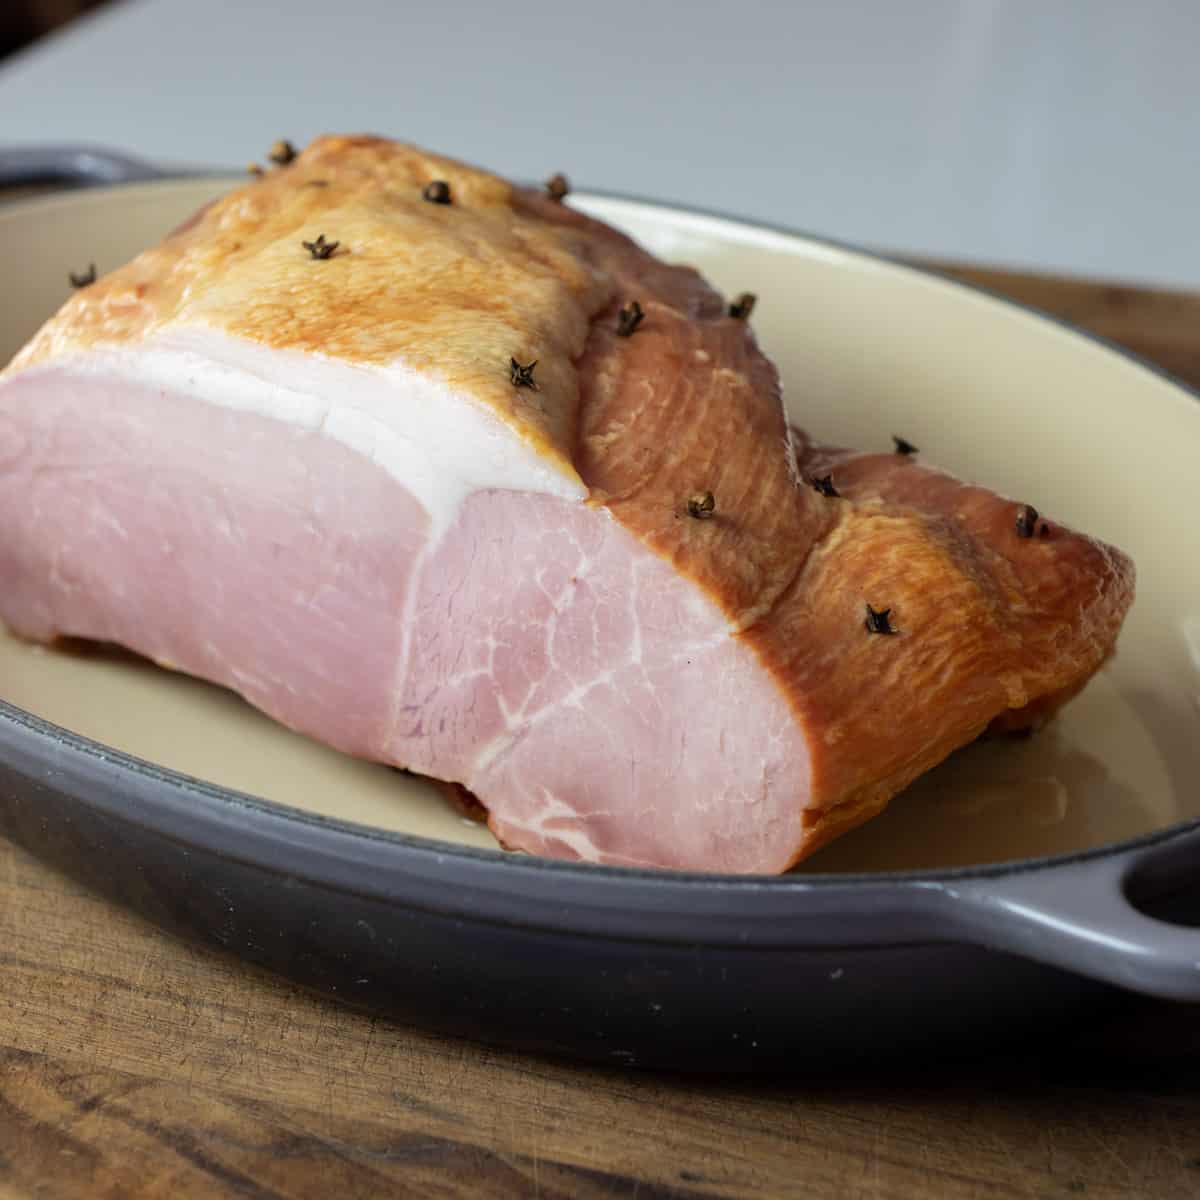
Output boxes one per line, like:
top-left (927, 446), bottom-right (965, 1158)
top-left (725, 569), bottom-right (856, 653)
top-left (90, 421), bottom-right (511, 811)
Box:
top-left (2, 181), bottom-right (1198, 872)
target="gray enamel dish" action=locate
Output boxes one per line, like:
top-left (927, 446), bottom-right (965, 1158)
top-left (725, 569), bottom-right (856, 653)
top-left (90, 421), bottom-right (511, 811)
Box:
top-left (1, 148), bottom-right (1198, 1070)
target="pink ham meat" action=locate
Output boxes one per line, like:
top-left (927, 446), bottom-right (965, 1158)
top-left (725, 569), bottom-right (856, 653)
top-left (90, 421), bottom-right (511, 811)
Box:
top-left (0, 136), bottom-right (1134, 873)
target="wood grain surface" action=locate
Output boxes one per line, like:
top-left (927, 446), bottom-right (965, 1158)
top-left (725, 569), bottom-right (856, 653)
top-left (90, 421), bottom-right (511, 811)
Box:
top-left (3, 255), bottom-right (1200, 1199)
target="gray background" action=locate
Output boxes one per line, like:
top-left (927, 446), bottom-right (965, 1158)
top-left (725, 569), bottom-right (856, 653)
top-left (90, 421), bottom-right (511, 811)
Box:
top-left (2, 0), bottom-right (1197, 287)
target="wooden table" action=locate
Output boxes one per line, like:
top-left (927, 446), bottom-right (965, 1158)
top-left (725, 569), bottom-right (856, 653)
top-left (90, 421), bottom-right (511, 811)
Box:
top-left (2, 255), bottom-right (1200, 1199)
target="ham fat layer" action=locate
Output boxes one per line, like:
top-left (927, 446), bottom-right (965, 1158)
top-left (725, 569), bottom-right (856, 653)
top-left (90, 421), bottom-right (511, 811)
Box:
top-left (0, 136), bottom-right (1134, 873)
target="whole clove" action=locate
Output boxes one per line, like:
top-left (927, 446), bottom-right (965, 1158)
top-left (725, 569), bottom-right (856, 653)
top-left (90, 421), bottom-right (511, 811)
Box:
top-left (728, 292), bottom-right (757, 320)
top-left (686, 491), bottom-right (716, 520)
top-left (864, 604), bottom-right (897, 635)
top-left (510, 357), bottom-right (539, 390)
top-left (267, 139), bottom-right (298, 166)
top-left (1015, 503), bottom-right (1039, 538)
top-left (423, 180), bottom-right (452, 205)
top-left (301, 234), bottom-right (339, 260)
top-left (810, 474), bottom-right (839, 498)
top-left (892, 435), bottom-right (918, 456)
top-left (545, 173), bottom-right (570, 201)
top-left (616, 300), bottom-right (645, 337)
top-left (68, 264), bottom-right (96, 289)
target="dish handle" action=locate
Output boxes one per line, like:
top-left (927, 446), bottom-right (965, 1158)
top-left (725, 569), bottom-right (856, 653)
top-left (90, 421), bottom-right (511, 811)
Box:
top-left (944, 827), bottom-right (1200, 1000)
top-left (0, 145), bottom-right (167, 188)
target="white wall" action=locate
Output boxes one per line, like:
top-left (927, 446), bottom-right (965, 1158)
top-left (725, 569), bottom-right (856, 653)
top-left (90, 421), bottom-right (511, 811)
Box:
top-left (3, 0), bottom-right (1197, 287)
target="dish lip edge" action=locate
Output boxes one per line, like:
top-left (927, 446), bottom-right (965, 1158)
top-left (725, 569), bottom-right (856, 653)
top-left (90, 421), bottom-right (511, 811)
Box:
top-left (1, 177), bottom-right (1195, 893)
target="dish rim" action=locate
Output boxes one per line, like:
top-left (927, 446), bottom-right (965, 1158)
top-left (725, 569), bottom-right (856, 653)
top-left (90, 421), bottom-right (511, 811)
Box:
top-left (1, 177), bottom-right (1195, 892)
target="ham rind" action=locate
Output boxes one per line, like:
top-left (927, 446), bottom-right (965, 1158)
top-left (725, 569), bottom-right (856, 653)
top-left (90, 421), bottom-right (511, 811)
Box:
top-left (0, 136), bottom-right (1134, 873)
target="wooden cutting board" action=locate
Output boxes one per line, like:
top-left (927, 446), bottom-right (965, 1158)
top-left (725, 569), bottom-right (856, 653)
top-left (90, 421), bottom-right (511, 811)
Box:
top-left (2, 258), bottom-right (1200, 1200)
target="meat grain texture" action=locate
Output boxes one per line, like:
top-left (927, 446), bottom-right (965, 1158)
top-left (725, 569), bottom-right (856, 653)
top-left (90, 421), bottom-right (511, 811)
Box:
top-left (0, 136), bottom-right (1134, 873)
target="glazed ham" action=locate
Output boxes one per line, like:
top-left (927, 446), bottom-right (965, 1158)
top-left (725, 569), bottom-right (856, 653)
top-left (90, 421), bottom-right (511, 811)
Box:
top-left (0, 136), bottom-right (1134, 873)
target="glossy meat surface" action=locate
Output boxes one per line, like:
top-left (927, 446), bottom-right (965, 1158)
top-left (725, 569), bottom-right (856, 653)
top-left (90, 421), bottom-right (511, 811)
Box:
top-left (0, 136), bottom-right (1134, 871)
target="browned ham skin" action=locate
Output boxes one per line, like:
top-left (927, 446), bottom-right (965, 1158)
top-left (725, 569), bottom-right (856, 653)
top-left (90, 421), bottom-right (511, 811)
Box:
top-left (0, 136), bottom-right (1135, 872)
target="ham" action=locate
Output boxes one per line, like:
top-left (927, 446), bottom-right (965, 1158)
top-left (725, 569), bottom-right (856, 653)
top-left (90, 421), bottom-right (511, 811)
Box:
top-left (0, 135), bottom-right (1134, 873)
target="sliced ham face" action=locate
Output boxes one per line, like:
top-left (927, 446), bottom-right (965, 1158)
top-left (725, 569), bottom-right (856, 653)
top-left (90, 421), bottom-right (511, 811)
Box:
top-left (0, 136), bottom-right (1135, 873)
